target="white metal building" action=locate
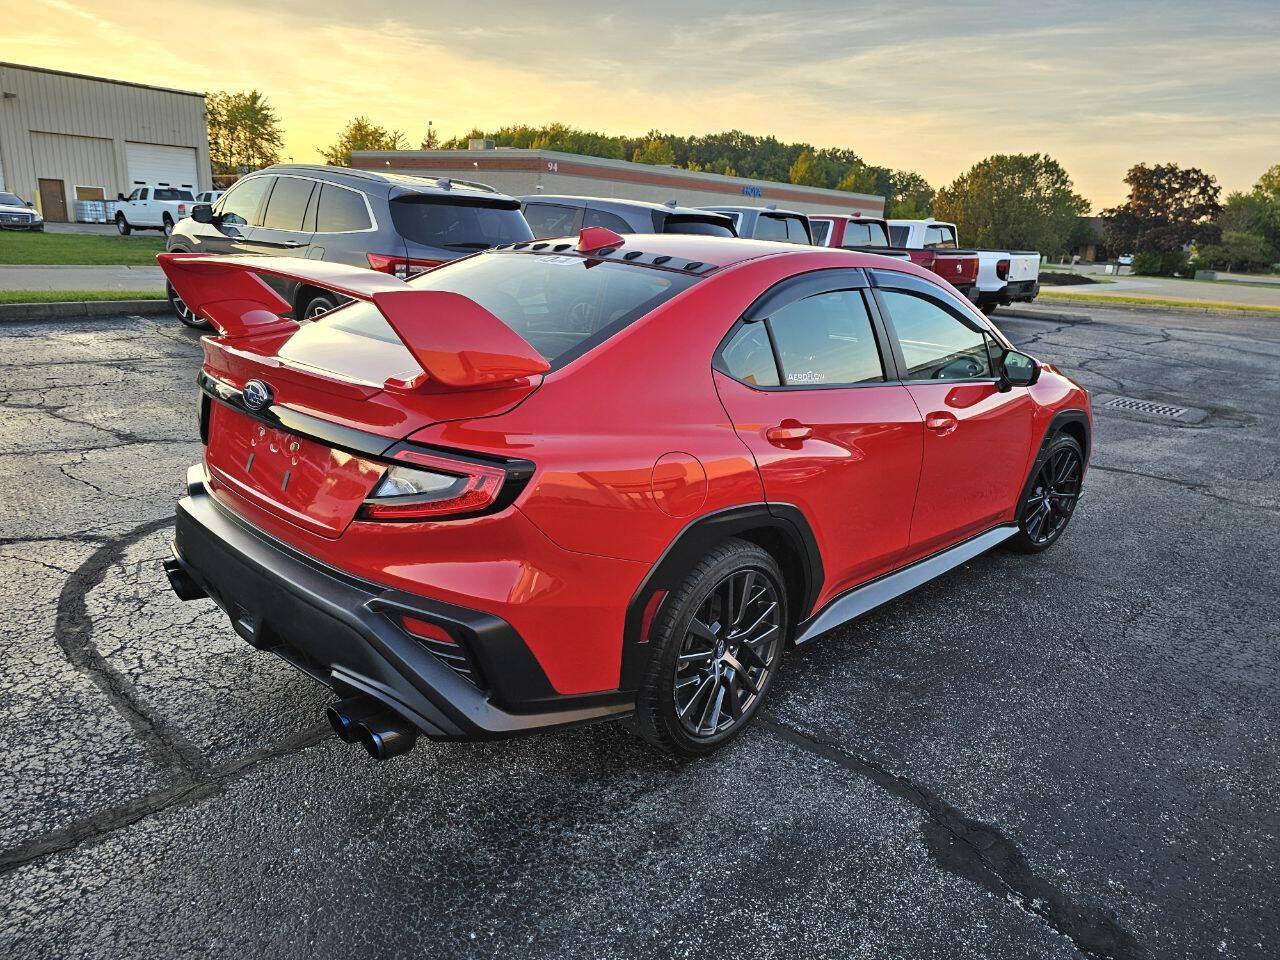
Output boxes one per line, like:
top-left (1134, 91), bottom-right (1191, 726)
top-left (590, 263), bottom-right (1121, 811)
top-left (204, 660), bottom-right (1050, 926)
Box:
top-left (0, 62), bottom-right (211, 222)
top-left (354, 143), bottom-right (885, 218)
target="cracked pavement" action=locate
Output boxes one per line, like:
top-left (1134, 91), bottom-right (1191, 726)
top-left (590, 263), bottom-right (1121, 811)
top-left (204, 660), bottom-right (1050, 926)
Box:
top-left (0, 306), bottom-right (1277, 959)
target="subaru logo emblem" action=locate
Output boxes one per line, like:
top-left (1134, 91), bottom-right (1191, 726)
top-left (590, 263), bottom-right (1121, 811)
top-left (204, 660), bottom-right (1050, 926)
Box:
top-left (242, 379), bottom-right (272, 411)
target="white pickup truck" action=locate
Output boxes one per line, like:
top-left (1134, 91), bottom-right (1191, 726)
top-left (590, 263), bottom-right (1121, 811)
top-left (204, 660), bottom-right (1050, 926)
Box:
top-left (113, 184), bottom-right (199, 237)
top-left (888, 218), bottom-right (1039, 314)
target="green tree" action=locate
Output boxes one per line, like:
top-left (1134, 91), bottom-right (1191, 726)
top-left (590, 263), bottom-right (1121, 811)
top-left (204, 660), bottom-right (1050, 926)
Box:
top-left (886, 170), bottom-right (934, 217)
top-left (321, 117), bottom-right (407, 167)
top-left (420, 123), bottom-right (440, 150)
top-left (632, 133), bottom-right (675, 166)
top-left (1256, 164), bottom-right (1280, 197)
top-left (836, 162), bottom-right (879, 195)
top-left (789, 150), bottom-right (833, 188)
top-left (933, 153), bottom-right (1088, 255)
top-left (1194, 231), bottom-right (1275, 272)
top-left (1101, 163), bottom-right (1221, 264)
top-left (205, 90), bottom-right (284, 175)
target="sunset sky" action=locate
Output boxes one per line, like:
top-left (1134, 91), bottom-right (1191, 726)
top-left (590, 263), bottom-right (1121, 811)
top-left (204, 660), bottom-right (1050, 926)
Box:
top-left (7, 0), bottom-right (1278, 209)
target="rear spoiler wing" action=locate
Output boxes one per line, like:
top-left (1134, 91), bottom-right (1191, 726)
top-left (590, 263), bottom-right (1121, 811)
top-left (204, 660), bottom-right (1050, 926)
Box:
top-left (157, 253), bottom-right (549, 389)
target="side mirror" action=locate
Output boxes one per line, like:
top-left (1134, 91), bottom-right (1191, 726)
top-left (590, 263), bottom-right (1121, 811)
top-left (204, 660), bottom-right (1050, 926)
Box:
top-left (117, 193), bottom-right (126, 201)
top-left (998, 349), bottom-right (1040, 390)
top-left (191, 203), bottom-right (215, 224)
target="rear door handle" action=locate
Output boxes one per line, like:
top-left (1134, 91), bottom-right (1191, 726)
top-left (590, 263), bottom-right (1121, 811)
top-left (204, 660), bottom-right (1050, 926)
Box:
top-left (925, 412), bottom-right (958, 435)
top-left (766, 419), bottom-right (812, 444)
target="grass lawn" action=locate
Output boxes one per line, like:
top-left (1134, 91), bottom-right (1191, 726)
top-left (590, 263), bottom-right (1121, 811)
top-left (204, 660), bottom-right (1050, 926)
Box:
top-left (1039, 289), bottom-right (1280, 315)
top-left (0, 232), bottom-right (165, 265)
top-left (0, 289), bottom-right (166, 304)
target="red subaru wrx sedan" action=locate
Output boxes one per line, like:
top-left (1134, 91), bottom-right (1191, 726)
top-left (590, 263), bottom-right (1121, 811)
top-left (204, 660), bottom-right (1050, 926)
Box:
top-left (159, 228), bottom-right (1090, 759)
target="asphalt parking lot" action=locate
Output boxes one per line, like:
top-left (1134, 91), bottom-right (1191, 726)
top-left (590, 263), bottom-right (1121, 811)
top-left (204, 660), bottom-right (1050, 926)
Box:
top-left (0, 303), bottom-right (1277, 960)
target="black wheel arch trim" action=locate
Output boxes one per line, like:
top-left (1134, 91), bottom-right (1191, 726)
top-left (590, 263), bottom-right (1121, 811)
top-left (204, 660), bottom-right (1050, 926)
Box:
top-left (1015, 408), bottom-right (1090, 517)
top-left (618, 502), bottom-right (823, 691)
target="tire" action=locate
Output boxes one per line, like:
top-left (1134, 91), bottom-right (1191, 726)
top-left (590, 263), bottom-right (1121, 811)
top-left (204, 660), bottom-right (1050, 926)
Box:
top-left (115, 213), bottom-right (131, 236)
top-left (980, 302), bottom-right (996, 315)
top-left (167, 280), bottom-right (209, 330)
top-left (300, 293), bottom-right (338, 321)
top-left (1007, 433), bottom-right (1084, 553)
top-left (162, 214), bottom-right (174, 237)
top-left (631, 538), bottom-right (788, 758)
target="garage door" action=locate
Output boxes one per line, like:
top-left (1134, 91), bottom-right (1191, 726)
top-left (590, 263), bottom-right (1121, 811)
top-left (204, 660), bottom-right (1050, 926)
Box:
top-left (125, 142), bottom-right (199, 191)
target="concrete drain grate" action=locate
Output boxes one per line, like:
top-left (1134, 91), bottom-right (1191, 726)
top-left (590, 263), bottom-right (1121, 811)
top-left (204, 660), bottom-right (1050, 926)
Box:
top-left (1103, 396), bottom-right (1187, 419)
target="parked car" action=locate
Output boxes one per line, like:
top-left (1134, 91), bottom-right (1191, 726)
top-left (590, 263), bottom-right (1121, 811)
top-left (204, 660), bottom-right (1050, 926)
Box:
top-left (701, 205), bottom-right (812, 243)
top-left (887, 218), bottom-right (981, 300)
top-left (194, 190), bottom-right (225, 205)
top-left (0, 191), bottom-right (43, 231)
top-left (809, 213), bottom-right (908, 259)
top-left (165, 164), bottom-right (534, 327)
top-left (1117, 254), bottom-right (1134, 267)
top-left (158, 227), bottom-right (1091, 760)
top-left (973, 250), bottom-right (1041, 313)
top-left (114, 185), bottom-right (197, 237)
top-left (521, 195), bottom-right (736, 238)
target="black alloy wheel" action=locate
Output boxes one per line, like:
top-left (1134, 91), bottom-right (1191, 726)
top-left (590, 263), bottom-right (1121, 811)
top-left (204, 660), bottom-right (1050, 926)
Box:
top-left (673, 568), bottom-right (782, 739)
top-left (302, 293), bottom-right (338, 321)
top-left (1012, 435), bottom-right (1084, 552)
top-left (632, 538), bottom-right (787, 757)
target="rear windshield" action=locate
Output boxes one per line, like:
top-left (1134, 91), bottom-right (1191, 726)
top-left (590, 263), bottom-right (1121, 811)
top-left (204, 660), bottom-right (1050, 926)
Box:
top-left (323, 252), bottom-right (698, 367)
top-left (843, 221), bottom-right (889, 246)
top-left (155, 189), bottom-right (194, 201)
top-left (664, 216), bottom-right (735, 237)
top-left (390, 198), bottom-right (533, 250)
top-left (756, 214), bottom-right (810, 243)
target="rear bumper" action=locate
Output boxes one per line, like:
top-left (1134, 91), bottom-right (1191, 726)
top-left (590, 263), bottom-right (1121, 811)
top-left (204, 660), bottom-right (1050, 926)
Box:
top-left (977, 279), bottom-right (1039, 306)
top-left (169, 466), bottom-right (633, 740)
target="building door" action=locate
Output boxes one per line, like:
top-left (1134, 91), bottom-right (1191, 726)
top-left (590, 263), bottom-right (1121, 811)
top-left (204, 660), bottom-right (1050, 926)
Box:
top-left (38, 179), bottom-right (68, 222)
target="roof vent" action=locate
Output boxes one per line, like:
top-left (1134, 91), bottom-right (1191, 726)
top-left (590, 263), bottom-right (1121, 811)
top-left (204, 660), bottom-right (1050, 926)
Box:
top-left (468, 138), bottom-right (496, 151)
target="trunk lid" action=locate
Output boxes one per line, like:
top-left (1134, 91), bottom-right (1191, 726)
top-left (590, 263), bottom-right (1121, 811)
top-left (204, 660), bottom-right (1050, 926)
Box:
top-left (161, 253), bottom-right (547, 536)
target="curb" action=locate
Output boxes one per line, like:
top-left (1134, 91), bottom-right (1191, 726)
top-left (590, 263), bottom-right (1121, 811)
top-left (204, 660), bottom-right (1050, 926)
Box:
top-left (1036, 296), bottom-right (1280, 320)
top-left (0, 299), bottom-right (169, 323)
top-left (993, 306), bottom-right (1093, 325)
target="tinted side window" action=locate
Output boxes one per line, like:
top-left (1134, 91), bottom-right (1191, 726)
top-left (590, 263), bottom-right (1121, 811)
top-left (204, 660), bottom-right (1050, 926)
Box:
top-left (755, 215), bottom-right (787, 241)
top-left (924, 225), bottom-right (957, 248)
top-left (219, 177), bottom-right (271, 226)
top-left (664, 216), bottom-right (735, 237)
top-left (719, 322), bottom-right (780, 387)
top-left (523, 202), bottom-right (580, 239)
top-left (878, 289), bottom-right (992, 380)
top-left (261, 177), bottom-right (314, 231)
top-left (583, 207), bottom-right (633, 233)
top-left (844, 221), bottom-right (889, 246)
top-left (138, 189), bottom-right (149, 200)
top-left (768, 290), bottom-right (884, 386)
top-left (315, 185), bottom-right (372, 232)
top-left (889, 225), bottom-right (910, 246)
top-left (783, 217), bottom-right (810, 243)
top-left (810, 220), bottom-right (832, 245)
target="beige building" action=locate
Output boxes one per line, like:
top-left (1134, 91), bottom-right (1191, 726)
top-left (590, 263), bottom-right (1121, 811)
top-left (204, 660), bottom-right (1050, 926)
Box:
top-left (354, 143), bottom-right (884, 218)
top-left (0, 62), bottom-right (211, 222)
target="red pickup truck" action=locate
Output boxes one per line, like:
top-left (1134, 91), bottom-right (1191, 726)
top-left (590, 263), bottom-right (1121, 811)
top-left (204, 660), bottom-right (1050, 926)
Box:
top-left (809, 214), bottom-right (910, 261)
top-left (886, 218), bottom-right (980, 300)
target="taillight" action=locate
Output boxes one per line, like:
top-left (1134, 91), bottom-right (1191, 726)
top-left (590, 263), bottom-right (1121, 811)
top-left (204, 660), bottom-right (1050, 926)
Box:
top-left (366, 253), bottom-right (444, 279)
top-left (357, 448), bottom-right (509, 521)
top-left (996, 258), bottom-right (1010, 281)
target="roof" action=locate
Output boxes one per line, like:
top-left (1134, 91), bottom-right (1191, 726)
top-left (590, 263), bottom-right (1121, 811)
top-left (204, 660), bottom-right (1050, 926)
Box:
top-left (0, 61), bottom-right (204, 99)
top-left (702, 204), bottom-right (807, 218)
top-left (255, 164), bottom-right (515, 200)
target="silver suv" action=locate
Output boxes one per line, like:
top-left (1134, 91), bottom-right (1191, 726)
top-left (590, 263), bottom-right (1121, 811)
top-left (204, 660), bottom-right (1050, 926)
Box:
top-left (166, 165), bottom-right (533, 327)
top-left (520, 195), bottom-right (736, 239)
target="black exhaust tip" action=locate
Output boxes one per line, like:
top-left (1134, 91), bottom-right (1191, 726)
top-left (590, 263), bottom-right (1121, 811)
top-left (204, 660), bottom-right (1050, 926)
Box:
top-left (162, 557), bottom-right (206, 601)
top-left (326, 696), bottom-right (385, 743)
top-left (356, 712), bottom-right (418, 761)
